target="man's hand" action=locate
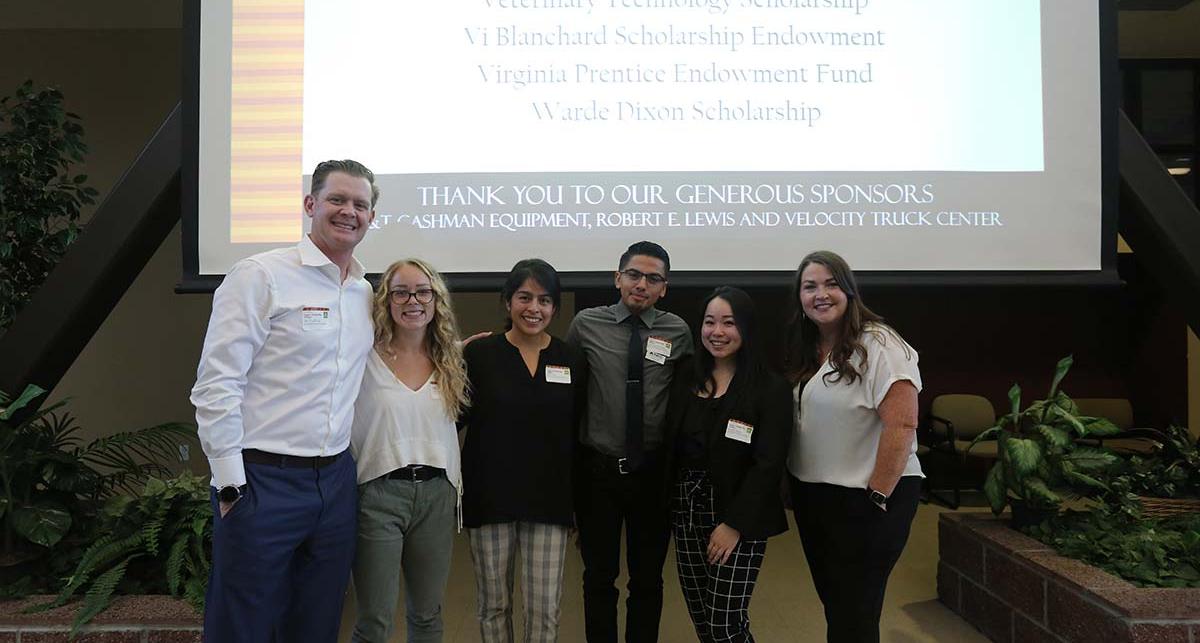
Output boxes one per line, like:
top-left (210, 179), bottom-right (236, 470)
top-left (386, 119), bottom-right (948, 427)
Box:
top-left (707, 523), bottom-right (740, 565)
top-left (218, 499), bottom-right (238, 518)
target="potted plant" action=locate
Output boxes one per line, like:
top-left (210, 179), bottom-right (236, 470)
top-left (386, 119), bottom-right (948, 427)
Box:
top-left (37, 473), bottom-right (212, 631)
top-left (1022, 423), bottom-right (1200, 588)
top-left (969, 355), bottom-right (1123, 526)
top-left (0, 385), bottom-right (196, 593)
top-left (0, 81), bottom-right (97, 331)
top-left (1105, 424), bottom-right (1200, 519)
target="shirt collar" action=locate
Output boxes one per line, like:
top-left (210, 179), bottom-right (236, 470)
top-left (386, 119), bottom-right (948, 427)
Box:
top-left (298, 234), bottom-right (366, 280)
top-left (612, 301), bottom-right (658, 328)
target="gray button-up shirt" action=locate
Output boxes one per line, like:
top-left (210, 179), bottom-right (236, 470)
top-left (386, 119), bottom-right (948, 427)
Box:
top-left (567, 302), bottom-right (693, 457)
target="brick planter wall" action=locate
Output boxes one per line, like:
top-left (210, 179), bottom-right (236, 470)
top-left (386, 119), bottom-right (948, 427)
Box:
top-left (0, 596), bottom-right (201, 642)
top-left (938, 512), bottom-right (1200, 643)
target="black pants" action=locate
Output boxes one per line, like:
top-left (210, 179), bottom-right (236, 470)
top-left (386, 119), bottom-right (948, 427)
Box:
top-left (673, 470), bottom-right (766, 643)
top-left (575, 447), bottom-right (671, 643)
top-left (790, 476), bottom-right (922, 643)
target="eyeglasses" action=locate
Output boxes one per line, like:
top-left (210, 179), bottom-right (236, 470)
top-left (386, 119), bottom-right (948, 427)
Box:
top-left (389, 288), bottom-right (436, 305)
top-left (619, 268), bottom-right (667, 286)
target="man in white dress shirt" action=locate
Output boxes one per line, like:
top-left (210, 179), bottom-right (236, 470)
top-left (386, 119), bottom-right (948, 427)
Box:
top-left (191, 159), bottom-right (378, 642)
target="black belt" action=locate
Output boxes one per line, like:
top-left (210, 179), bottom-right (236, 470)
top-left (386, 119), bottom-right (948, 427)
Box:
top-left (243, 448), bottom-right (343, 469)
top-left (586, 446), bottom-right (662, 475)
top-left (386, 465), bottom-right (445, 482)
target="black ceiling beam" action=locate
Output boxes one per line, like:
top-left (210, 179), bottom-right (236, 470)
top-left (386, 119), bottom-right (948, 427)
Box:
top-left (1117, 110), bottom-right (1200, 336)
top-left (0, 104), bottom-right (182, 402)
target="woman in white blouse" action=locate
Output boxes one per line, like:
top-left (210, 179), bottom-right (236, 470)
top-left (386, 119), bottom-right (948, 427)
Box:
top-left (784, 250), bottom-right (923, 643)
top-left (350, 258), bottom-right (470, 643)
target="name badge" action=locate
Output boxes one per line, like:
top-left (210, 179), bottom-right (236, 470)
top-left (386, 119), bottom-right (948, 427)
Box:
top-left (725, 419), bottom-right (754, 444)
top-left (302, 306), bottom-right (331, 331)
top-left (645, 336), bottom-right (672, 364)
top-left (545, 365), bottom-right (571, 384)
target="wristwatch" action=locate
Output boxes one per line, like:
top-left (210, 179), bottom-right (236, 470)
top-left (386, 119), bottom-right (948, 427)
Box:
top-left (867, 488), bottom-right (888, 512)
top-left (217, 484), bottom-right (244, 504)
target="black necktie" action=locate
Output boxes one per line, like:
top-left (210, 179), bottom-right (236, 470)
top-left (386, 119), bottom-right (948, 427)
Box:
top-left (625, 315), bottom-right (644, 470)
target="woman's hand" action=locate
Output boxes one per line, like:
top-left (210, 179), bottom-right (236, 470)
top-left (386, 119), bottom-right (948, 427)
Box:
top-left (459, 331), bottom-right (492, 348)
top-left (707, 523), bottom-right (741, 565)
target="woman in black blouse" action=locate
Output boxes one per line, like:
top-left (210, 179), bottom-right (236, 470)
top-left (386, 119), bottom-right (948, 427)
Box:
top-left (663, 286), bottom-right (793, 643)
top-left (460, 258), bottom-right (582, 643)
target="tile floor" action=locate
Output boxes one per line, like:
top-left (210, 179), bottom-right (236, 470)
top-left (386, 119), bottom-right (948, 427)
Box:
top-left (337, 502), bottom-right (991, 642)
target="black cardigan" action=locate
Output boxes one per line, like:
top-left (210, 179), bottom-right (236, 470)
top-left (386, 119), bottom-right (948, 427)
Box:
top-left (662, 364), bottom-right (794, 540)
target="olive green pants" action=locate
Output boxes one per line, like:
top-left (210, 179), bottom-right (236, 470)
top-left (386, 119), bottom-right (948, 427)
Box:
top-left (351, 474), bottom-right (457, 643)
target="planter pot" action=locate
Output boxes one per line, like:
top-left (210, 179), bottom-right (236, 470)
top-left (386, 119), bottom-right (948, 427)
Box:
top-left (937, 513), bottom-right (1200, 643)
top-left (0, 595), bottom-right (201, 641)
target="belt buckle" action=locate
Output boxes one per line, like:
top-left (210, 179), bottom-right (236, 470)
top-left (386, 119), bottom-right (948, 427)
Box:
top-left (617, 458), bottom-right (630, 475)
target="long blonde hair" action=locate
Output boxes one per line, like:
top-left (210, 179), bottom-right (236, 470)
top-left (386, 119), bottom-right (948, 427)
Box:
top-left (372, 258), bottom-right (468, 418)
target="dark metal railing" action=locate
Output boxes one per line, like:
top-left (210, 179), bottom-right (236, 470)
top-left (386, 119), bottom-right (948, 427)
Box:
top-left (1118, 110), bottom-right (1200, 336)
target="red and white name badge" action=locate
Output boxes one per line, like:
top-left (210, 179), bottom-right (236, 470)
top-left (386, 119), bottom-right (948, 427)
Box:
top-left (545, 365), bottom-right (572, 384)
top-left (725, 419), bottom-right (754, 444)
top-left (302, 306), bottom-right (331, 331)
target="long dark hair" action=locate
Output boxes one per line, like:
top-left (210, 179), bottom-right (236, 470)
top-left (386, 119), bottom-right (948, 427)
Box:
top-left (784, 250), bottom-right (887, 387)
top-left (692, 286), bottom-right (767, 398)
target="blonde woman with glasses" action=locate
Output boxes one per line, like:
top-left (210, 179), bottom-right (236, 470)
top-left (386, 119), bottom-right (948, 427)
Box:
top-left (349, 258), bottom-right (470, 643)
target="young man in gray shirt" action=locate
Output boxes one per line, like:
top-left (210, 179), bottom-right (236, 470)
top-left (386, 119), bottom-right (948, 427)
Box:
top-left (567, 241), bottom-right (694, 643)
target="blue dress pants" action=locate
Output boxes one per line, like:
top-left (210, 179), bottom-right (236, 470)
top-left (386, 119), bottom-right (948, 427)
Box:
top-left (204, 451), bottom-right (357, 643)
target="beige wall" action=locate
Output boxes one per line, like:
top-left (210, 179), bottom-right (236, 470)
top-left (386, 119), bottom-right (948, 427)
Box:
top-left (6, 3), bottom-right (1199, 467)
top-left (0, 27), bottom-right (187, 446)
top-left (0, 29), bottom-right (182, 225)
top-left (1119, 3), bottom-right (1200, 58)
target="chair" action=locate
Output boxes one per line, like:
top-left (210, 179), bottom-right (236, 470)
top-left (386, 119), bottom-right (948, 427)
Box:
top-left (919, 394), bottom-right (999, 509)
top-left (1073, 397), bottom-right (1159, 454)
top-left (1073, 397), bottom-right (1133, 430)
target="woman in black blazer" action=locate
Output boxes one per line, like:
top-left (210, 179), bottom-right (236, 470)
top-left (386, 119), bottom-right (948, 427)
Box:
top-left (663, 286), bottom-right (794, 643)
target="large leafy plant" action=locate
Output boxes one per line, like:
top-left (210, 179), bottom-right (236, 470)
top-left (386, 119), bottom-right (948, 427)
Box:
top-left (1025, 424), bottom-right (1200, 588)
top-left (40, 474), bottom-right (212, 632)
top-left (0, 385), bottom-right (196, 570)
top-left (1028, 508), bottom-right (1200, 588)
top-left (0, 80), bottom-right (98, 330)
top-left (970, 356), bottom-right (1122, 516)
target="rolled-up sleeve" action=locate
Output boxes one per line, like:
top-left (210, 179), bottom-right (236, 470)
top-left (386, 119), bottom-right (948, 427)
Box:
top-left (865, 331), bottom-right (922, 410)
top-left (190, 260), bottom-right (274, 488)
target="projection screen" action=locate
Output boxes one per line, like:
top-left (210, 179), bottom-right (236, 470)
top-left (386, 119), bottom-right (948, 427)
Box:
top-left (183, 0), bottom-right (1116, 288)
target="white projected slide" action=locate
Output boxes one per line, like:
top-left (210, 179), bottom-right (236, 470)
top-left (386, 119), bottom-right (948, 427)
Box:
top-left (195, 0), bottom-right (1104, 275)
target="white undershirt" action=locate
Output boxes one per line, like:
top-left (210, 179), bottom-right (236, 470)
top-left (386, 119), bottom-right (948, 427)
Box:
top-left (787, 324), bottom-right (924, 489)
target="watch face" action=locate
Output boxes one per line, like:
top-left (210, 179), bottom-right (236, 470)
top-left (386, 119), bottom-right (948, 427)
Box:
top-left (218, 486), bottom-right (240, 503)
top-left (870, 490), bottom-right (887, 504)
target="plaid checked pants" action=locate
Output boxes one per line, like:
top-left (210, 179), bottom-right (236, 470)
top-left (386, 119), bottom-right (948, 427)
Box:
top-left (468, 521), bottom-right (570, 643)
top-left (672, 470), bottom-right (767, 643)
